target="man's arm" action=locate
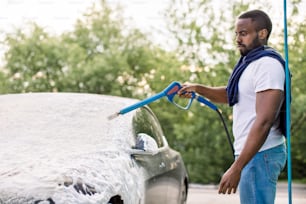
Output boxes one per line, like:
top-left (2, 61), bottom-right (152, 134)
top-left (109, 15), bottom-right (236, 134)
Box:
top-left (178, 84), bottom-right (228, 104)
top-left (218, 89), bottom-right (284, 194)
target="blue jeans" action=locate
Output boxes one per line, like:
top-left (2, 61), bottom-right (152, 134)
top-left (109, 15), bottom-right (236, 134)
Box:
top-left (238, 143), bottom-right (286, 204)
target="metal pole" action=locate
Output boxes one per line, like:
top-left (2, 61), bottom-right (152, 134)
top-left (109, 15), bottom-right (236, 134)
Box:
top-left (283, 0), bottom-right (292, 203)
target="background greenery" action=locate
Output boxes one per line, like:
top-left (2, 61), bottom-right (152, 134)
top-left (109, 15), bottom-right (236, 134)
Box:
top-left (1, 0), bottom-right (305, 184)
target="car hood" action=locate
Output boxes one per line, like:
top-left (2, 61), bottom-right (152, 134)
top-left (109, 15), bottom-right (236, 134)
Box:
top-left (0, 149), bottom-right (145, 204)
top-left (0, 93), bottom-right (145, 204)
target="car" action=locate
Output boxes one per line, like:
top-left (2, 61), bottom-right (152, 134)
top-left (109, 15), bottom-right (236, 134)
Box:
top-left (0, 93), bottom-right (188, 204)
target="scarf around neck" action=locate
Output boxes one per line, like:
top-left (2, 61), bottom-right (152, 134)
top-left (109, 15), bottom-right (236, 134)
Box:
top-left (227, 45), bottom-right (285, 106)
top-left (226, 45), bottom-right (290, 137)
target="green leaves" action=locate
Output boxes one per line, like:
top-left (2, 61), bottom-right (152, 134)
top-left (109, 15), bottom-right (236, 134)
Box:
top-left (1, 0), bottom-right (306, 183)
top-left (3, 24), bottom-right (66, 92)
top-left (164, 0), bottom-right (306, 183)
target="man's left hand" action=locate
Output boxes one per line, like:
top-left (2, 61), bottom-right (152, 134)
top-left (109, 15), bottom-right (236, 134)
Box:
top-left (218, 164), bottom-right (241, 194)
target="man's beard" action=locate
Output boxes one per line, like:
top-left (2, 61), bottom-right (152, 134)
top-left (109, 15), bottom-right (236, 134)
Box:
top-left (239, 35), bottom-right (262, 56)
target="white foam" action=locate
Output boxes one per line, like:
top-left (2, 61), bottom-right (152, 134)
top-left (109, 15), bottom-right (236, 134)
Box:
top-left (0, 93), bottom-right (146, 203)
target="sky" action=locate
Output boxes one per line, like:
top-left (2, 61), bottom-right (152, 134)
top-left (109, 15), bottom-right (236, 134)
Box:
top-left (0, 0), bottom-right (170, 64)
top-left (1, 0), bottom-right (305, 39)
top-left (0, 0), bottom-right (93, 33)
top-left (0, 0), bottom-right (168, 35)
top-left (1, 0), bottom-right (305, 63)
top-left (1, 0), bottom-right (305, 42)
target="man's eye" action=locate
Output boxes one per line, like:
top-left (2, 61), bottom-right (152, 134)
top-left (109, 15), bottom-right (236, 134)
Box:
top-left (235, 32), bottom-right (247, 37)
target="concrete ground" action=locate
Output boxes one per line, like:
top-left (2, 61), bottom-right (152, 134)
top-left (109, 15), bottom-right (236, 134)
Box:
top-left (187, 182), bottom-right (306, 204)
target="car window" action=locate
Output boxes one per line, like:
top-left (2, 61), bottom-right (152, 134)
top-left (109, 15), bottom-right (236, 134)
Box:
top-left (132, 107), bottom-right (164, 148)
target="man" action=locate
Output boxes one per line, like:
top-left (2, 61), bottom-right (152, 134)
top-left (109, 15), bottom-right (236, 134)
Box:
top-left (178, 10), bottom-right (287, 204)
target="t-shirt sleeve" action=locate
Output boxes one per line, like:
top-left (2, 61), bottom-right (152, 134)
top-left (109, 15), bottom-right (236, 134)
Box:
top-left (253, 57), bottom-right (285, 93)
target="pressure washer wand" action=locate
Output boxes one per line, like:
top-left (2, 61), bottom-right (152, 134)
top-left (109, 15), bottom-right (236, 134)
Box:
top-left (108, 81), bottom-right (234, 157)
top-left (108, 81), bottom-right (182, 120)
top-left (107, 92), bottom-right (165, 120)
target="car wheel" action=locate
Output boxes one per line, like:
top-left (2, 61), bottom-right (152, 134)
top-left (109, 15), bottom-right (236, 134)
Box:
top-left (180, 183), bottom-right (187, 204)
top-left (107, 195), bottom-right (124, 204)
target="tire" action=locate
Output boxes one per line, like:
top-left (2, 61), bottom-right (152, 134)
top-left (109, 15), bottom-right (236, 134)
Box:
top-left (108, 195), bottom-right (124, 204)
top-left (180, 183), bottom-right (187, 204)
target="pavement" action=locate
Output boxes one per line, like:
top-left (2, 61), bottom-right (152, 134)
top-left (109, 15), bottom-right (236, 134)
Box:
top-left (187, 182), bottom-right (306, 204)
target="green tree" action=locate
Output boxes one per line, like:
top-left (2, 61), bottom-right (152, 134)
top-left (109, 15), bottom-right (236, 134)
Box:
top-left (2, 24), bottom-right (67, 92)
top-left (284, 18), bottom-right (306, 180)
top-left (1, 0), bottom-right (305, 184)
top-left (1, 0), bottom-right (182, 97)
top-left (163, 0), bottom-right (243, 183)
top-left (164, 0), bottom-right (306, 183)
top-left (266, 0), bottom-right (306, 180)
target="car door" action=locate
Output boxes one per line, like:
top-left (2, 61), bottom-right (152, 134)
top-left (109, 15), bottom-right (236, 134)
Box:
top-left (159, 146), bottom-right (186, 204)
top-left (132, 107), bottom-right (168, 204)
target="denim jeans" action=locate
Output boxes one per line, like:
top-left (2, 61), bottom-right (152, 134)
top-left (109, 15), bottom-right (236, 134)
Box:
top-left (238, 143), bottom-right (287, 204)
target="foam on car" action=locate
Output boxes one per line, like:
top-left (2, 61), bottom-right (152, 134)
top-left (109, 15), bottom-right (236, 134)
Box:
top-left (0, 93), bottom-right (145, 204)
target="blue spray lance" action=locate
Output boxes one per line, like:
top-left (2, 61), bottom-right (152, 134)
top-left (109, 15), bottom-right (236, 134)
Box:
top-left (107, 81), bottom-right (191, 120)
top-left (108, 81), bottom-right (235, 157)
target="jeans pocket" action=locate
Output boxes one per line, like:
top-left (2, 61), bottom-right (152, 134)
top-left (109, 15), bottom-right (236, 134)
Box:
top-left (264, 150), bottom-right (286, 183)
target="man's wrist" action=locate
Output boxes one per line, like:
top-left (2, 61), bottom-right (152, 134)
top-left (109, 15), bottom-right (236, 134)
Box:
top-left (232, 159), bottom-right (244, 172)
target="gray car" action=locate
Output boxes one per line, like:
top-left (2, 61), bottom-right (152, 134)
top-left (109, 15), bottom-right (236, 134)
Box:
top-left (0, 93), bottom-right (188, 204)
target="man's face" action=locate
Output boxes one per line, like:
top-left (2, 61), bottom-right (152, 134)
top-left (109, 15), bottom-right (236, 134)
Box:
top-left (235, 18), bottom-right (262, 56)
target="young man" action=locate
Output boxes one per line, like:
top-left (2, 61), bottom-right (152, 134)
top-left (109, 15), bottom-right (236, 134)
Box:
top-left (178, 10), bottom-right (287, 204)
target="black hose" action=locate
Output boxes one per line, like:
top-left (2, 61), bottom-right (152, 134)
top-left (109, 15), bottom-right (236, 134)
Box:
top-left (215, 108), bottom-right (235, 158)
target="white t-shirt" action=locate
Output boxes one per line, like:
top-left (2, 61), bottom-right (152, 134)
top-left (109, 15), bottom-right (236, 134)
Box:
top-left (233, 56), bottom-right (286, 155)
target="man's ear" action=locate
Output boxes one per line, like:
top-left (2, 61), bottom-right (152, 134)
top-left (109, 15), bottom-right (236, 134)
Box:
top-left (258, 29), bottom-right (268, 40)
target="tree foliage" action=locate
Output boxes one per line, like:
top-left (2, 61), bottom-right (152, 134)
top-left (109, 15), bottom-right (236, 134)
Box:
top-left (163, 0), bottom-right (249, 183)
top-left (1, 0), bottom-right (306, 183)
top-left (1, 0), bottom-right (181, 97)
top-left (164, 0), bottom-right (306, 183)
top-left (285, 18), bottom-right (306, 179)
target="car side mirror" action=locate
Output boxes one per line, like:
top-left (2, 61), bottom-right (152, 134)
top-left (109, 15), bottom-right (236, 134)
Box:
top-left (130, 133), bottom-right (159, 156)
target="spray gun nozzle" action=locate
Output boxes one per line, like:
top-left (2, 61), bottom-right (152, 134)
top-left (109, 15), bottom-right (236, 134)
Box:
top-left (107, 112), bottom-right (120, 120)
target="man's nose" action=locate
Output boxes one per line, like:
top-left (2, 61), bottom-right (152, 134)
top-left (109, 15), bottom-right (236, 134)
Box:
top-left (235, 34), bottom-right (242, 43)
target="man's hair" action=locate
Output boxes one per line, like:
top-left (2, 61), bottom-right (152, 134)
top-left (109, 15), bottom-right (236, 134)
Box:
top-left (238, 10), bottom-right (272, 40)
